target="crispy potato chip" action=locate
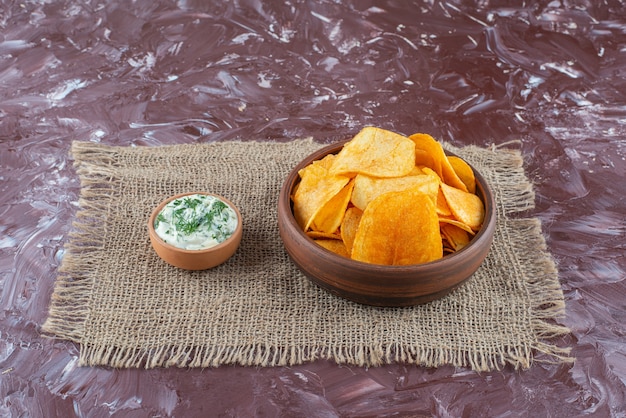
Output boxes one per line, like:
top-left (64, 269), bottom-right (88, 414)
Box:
top-left (442, 236), bottom-right (456, 253)
top-left (409, 133), bottom-right (468, 192)
top-left (297, 153), bottom-right (335, 178)
top-left (448, 155), bottom-right (476, 194)
top-left (419, 166), bottom-right (438, 178)
top-left (440, 182), bottom-right (485, 231)
top-left (330, 127), bottom-right (416, 178)
top-left (307, 231), bottom-right (341, 240)
top-left (408, 166), bottom-right (424, 176)
top-left (292, 127), bottom-right (487, 266)
top-left (294, 154), bottom-right (338, 205)
top-left (438, 217), bottom-right (476, 235)
top-left (420, 167), bottom-right (454, 217)
top-left (340, 206), bottom-right (362, 254)
top-left (350, 172), bottom-right (439, 211)
top-left (351, 190), bottom-right (443, 265)
top-left (311, 180), bottom-right (355, 233)
top-left (440, 223), bottom-right (471, 251)
top-left (315, 239), bottom-right (350, 258)
top-left (311, 153), bottom-right (336, 170)
top-left (409, 133), bottom-right (445, 175)
top-left (291, 180), bottom-right (300, 199)
top-left (293, 161), bottom-right (350, 231)
top-left (436, 187), bottom-right (452, 217)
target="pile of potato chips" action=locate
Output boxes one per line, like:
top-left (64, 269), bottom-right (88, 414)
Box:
top-left (291, 127), bottom-right (485, 266)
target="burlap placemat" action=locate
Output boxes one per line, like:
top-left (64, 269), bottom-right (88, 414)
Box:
top-left (43, 139), bottom-right (571, 371)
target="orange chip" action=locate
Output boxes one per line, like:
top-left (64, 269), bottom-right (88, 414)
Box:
top-left (311, 180), bottom-right (355, 233)
top-left (409, 133), bottom-right (468, 192)
top-left (420, 167), bottom-right (454, 217)
top-left (351, 190), bottom-right (443, 265)
top-left (330, 127), bottom-right (416, 178)
top-left (291, 180), bottom-right (300, 199)
top-left (293, 159), bottom-right (350, 231)
top-left (448, 155), bottom-right (476, 194)
top-left (408, 166), bottom-right (424, 176)
top-left (291, 127), bottom-right (487, 266)
top-left (311, 153), bottom-right (336, 170)
top-left (438, 217), bottom-right (476, 235)
top-left (350, 172), bottom-right (439, 211)
top-left (409, 133), bottom-right (445, 176)
top-left (340, 206), bottom-right (362, 254)
top-left (440, 223), bottom-right (471, 251)
top-left (297, 153), bottom-right (335, 178)
top-left (315, 239), bottom-right (350, 258)
top-left (307, 231), bottom-right (341, 240)
top-left (439, 182), bottom-right (485, 231)
top-left (436, 187), bottom-right (452, 217)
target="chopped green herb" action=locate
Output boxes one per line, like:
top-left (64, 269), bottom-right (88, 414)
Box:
top-left (153, 194), bottom-right (237, 250)
top-left (155, 213), bottom-right (167, 228)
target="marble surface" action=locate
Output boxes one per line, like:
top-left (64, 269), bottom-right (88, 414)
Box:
top-left (1, 0), bottom-right (625, 416)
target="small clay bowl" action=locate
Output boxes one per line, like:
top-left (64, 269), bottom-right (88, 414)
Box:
top-left (148, 192), bottom-right (242, 270)
top-left (277, 140), bottom-right (496, 307)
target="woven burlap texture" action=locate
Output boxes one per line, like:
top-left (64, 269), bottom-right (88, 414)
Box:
top-left (43, 139), bottom-right (571, 370)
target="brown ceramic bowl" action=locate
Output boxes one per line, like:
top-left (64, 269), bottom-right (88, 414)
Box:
top-left (277, 140), bottom-right (496, 307)
top-left (148, 192), bottom-right (242, 270)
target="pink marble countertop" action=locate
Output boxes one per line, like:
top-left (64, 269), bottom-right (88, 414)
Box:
top-left (1, 1), bottom-right (625, 416)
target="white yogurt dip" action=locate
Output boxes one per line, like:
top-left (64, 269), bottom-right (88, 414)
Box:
top-left (154, 194), bottom-right (238, 250)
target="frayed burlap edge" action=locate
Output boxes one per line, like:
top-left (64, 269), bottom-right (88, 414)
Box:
top-left (43, 142), bottom-right (124, 343)
top-left (43, 139), bottom-right (572, 370)
top-left (449, 141), bottom-right (571, 368)
top-left (447, 141), bottom-right (572, 369)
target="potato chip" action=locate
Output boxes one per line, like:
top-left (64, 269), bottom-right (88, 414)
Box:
top-left (351, 190), bottom-right (443, 265)
top-left (291, 180), bottom-right (300, 199)
top-left (315, 239), bottom-right (350, 258)
top-left (297, 153), bottom-right (335, 178)
top-left (442, 244), bottom-right (455, 254)
top-left (409, 133), bottom-right (468, 192)
top-left (311, 153), bottom-right (336, 170)
top-left (419, 167), bottom-right (453, 217)
top-left (291, 127), bottom-right (487, 266)
top-left (311, 180), bottom-right (355, 233)
top-left (293, 160), bottom-right (350, 231)
top-left (350, 172), bottom-right (439, 211)
top-left (448, 155), bottom-right (476, 194)
top-left (408, 166), bottom-right (424, 176)
top-left (438, 217), bottom-right (476, 235)
top-left (440, 223), bottom-right (471, 251)
top-left (330, 127), bottom-right (416, 178)
top-left (340, 206), bottom-right (362, 254)
top-left (439, 182), bottom-right (485, 231)
top-left (307, 231), bottom-right (341, 240)
top-left (436, 187), bottom-right (452, 217)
